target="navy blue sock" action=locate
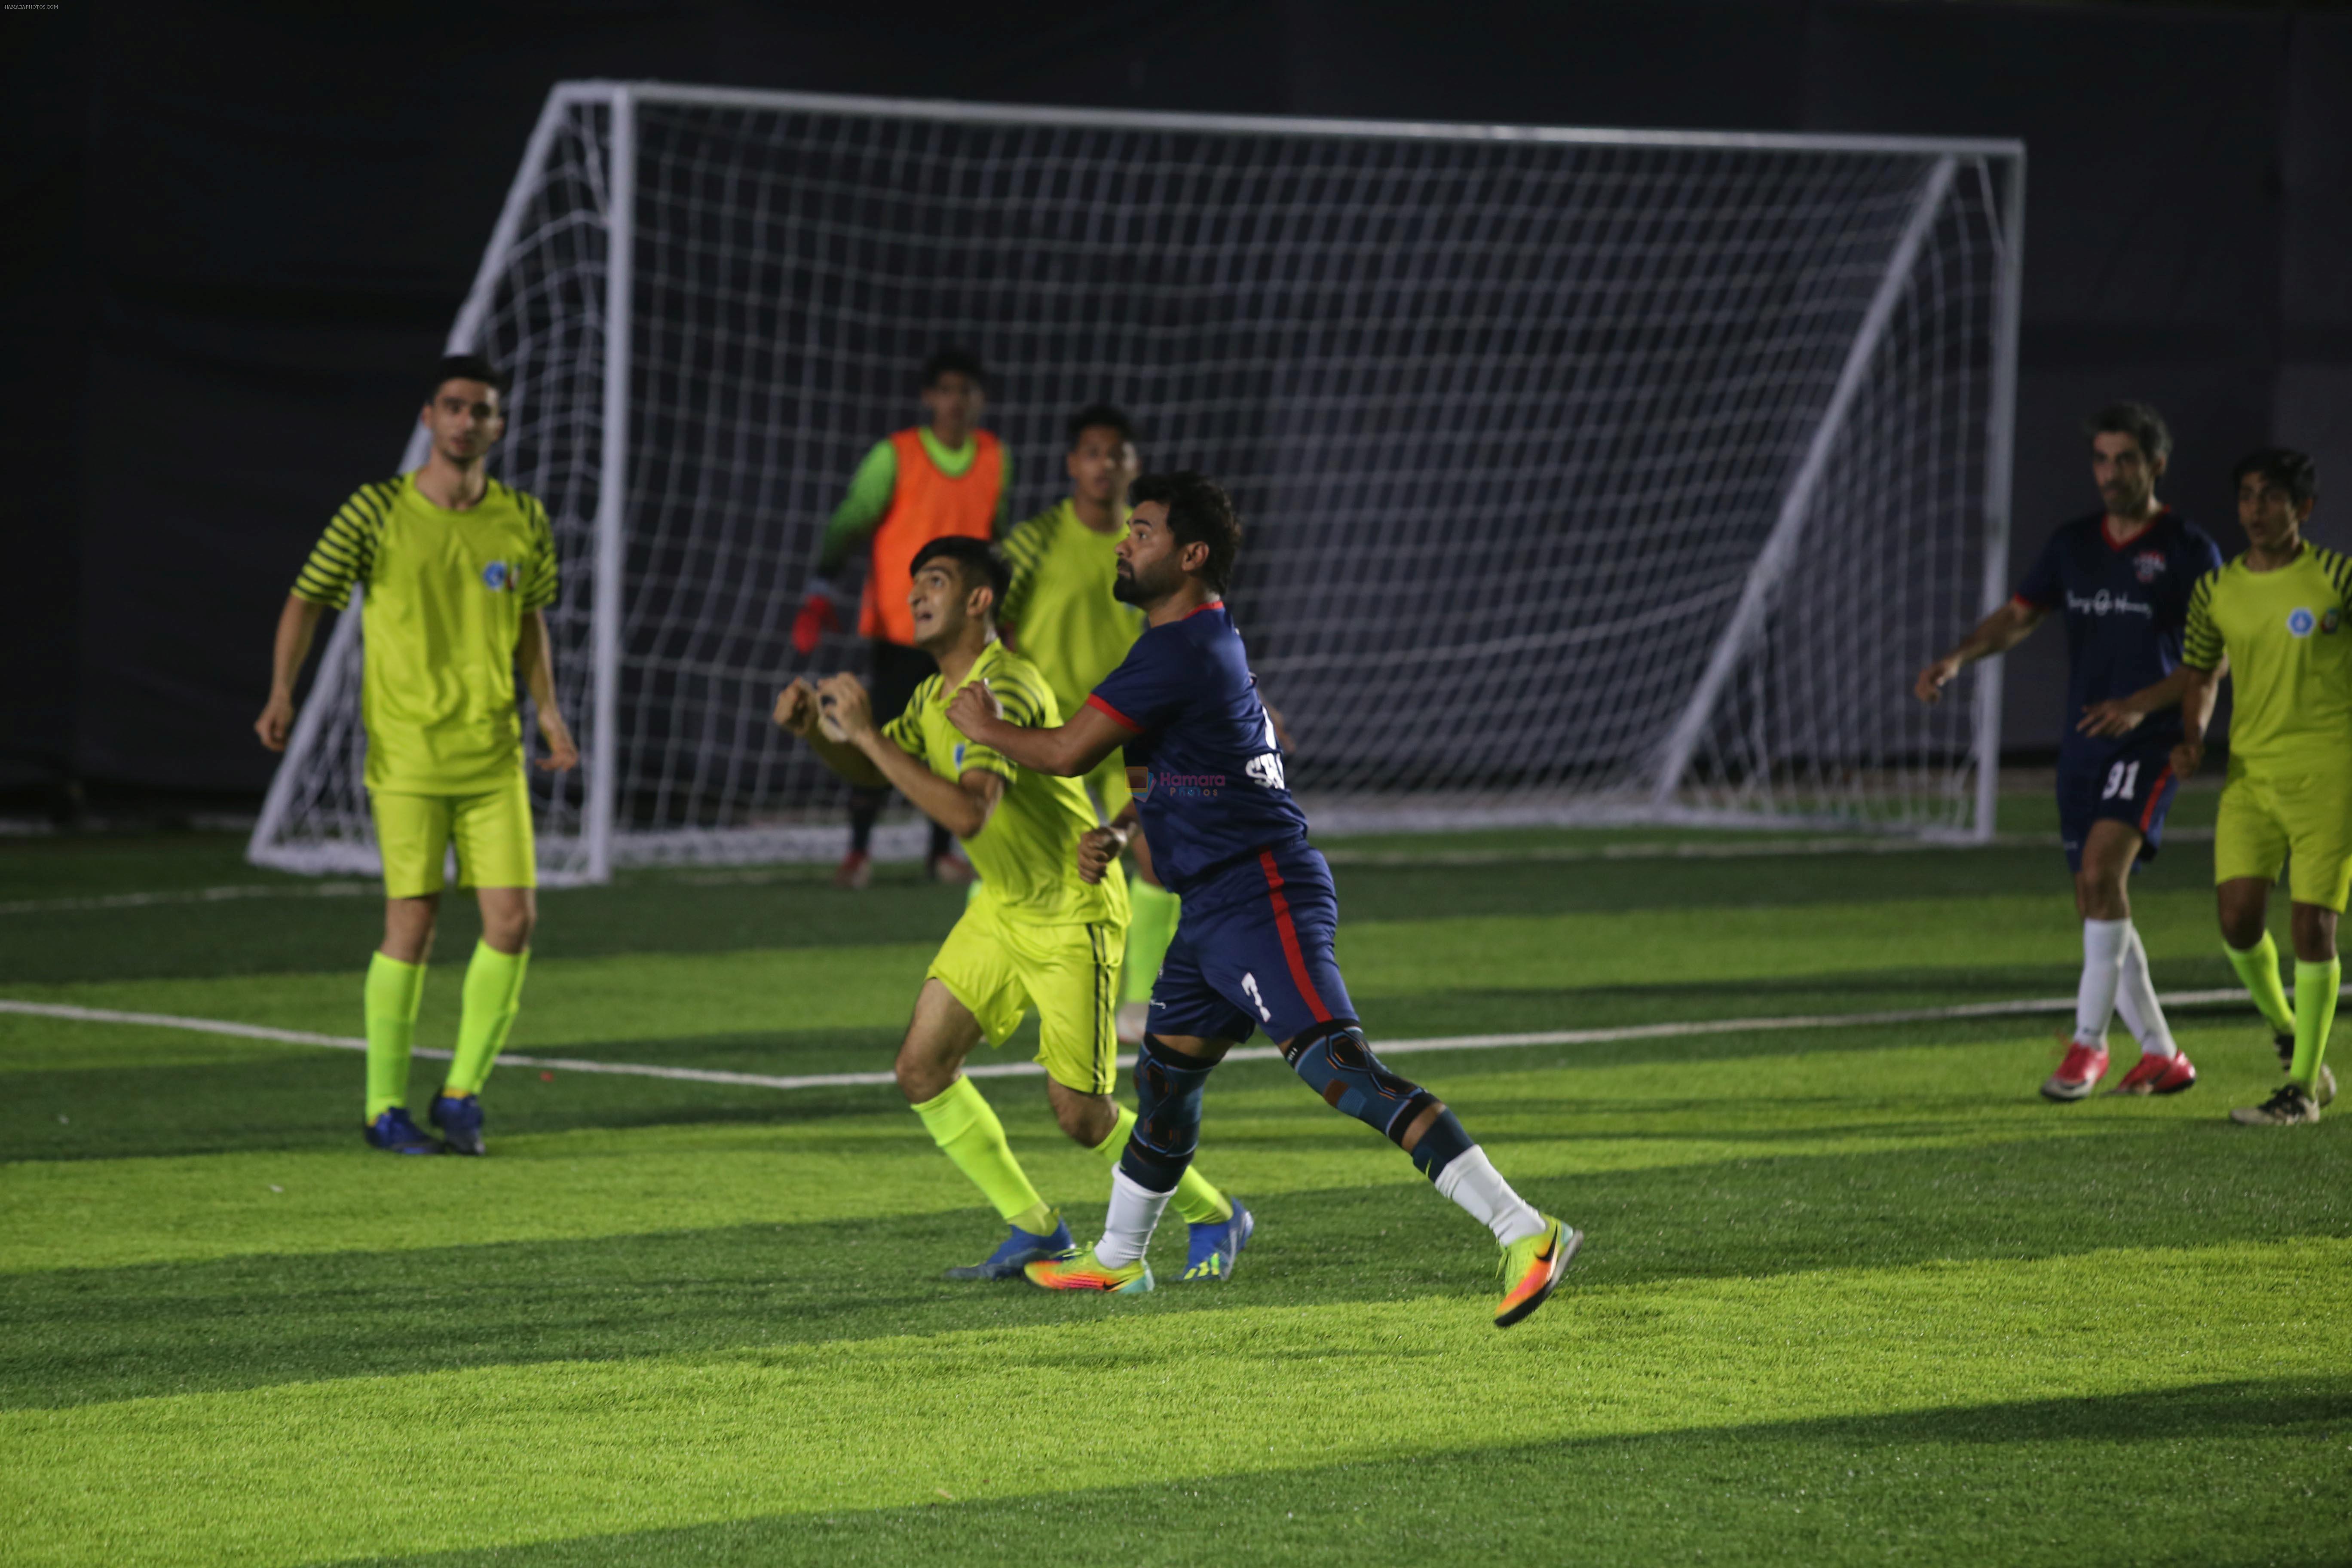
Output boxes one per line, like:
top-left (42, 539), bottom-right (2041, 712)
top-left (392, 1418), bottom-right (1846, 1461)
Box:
top-left (1119, 1035), bottom-right (1214, 1193)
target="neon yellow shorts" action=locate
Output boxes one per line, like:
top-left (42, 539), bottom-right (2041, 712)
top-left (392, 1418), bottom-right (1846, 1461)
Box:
top-left (928, 897), bottom-right (1125, 1095)
top-left (371, 773), bottom-right (538, 899)
top-left (2214, 764), bottom-right (2352, 913)
top-left (1084, 749), bottom-right (1132, 825)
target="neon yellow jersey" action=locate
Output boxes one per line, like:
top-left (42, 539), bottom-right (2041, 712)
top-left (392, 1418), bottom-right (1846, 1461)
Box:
top-left (292, 473), bottom-right (559, 793)
top-left (998, 500), bottom-right (1145, 720)
top-left (2182, 542), bottom-right (2352, 772)
top-left (882, 640), bottom-right (1128, 928)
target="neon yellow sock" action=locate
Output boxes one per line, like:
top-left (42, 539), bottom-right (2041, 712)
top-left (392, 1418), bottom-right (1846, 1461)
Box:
top-left (2292, 957), bottom-right (2340, 1093)
top-left (2225, 934), bottom-right (2296, 1036)
top-left (913, 1077), bottom-right (1049, 1231)
top-left (1121, 876), bottom-right (1181, 1005)
top-left (363, 952), bottom-right (426, 1119)
top-left (444, 942), bottom-right (529, 1098)
top-left (1090, 1104), bottom-right (1231, 1225)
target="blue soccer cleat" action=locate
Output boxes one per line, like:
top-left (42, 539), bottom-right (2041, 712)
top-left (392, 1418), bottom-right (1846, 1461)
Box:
top-left (429, 1093), bottom-right (487, 1156)
top-left (1180, 1199), bottom-right (1253, 1282)
top-left (363, 1107), bottom-right (439, 1155)
top-left (944, 1213), bottom-right (1078, 1280)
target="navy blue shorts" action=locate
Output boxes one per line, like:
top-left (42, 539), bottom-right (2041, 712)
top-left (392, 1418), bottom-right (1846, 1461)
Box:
top-left (1147, 844), bottom-right (1357, 1046)
top-left (2057, 736), bottom-right (2182, 872)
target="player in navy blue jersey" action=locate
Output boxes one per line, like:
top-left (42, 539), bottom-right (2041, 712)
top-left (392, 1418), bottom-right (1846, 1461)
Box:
top-left (1916, 404), bottom-right (2223, 1101)
top-left (946, 471), bottom-right (1578, 1327)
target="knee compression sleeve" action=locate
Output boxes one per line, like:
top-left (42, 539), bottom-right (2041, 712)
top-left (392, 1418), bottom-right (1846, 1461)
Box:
top-left (1285, 1020), bottom-right (1473, 1179)
top-left (1118, 1035), bottom-right (1214, 1193)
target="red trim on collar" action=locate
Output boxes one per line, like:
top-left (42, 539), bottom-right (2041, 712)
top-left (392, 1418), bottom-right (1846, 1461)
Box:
top-left (2101, 507), bottom-right (2171, 553)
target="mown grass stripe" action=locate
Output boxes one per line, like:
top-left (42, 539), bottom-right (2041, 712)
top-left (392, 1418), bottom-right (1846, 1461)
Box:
top-left (0, 985), bottom-right (2300, 1095)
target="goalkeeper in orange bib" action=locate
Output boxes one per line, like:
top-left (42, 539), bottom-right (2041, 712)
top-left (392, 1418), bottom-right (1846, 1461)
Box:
top-left (791, 347), bottom-right (1012, 888)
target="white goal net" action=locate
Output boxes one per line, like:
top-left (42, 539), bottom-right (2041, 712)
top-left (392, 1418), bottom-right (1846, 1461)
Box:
top-left (251, 83), bottom-right (2023, 883)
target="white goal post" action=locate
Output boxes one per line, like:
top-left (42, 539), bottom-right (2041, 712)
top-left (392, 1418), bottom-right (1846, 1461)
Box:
top-left (250, 82), bottom-right (2024, 884)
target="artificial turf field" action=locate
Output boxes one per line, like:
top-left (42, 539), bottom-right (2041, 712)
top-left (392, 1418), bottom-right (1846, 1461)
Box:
top-left (3, 788), bottom-right (2348, 1566)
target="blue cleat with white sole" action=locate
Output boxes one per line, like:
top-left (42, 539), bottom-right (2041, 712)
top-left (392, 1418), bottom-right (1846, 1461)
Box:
top-left (1180, 1199), bottom-right (1253, 1282)
top-left (363, 1107), bottom-right (439, 1155)
top-left (944, 1213), bottom-right (1077, 1280)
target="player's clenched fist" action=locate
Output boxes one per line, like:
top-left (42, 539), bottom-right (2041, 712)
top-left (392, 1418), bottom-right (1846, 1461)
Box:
top-left (1075, 823), bottom-right (1127, 885)
top-left (255, 691), bottom-right (297, 752)
top-left (1913, 655), bottom-right (1962, 705)
top-left (946, 677), bottom-right (1002, 738)
top-left (816, 671), bottom-right (874, 742)
top-left (772, 678), bottom-right (821, 737)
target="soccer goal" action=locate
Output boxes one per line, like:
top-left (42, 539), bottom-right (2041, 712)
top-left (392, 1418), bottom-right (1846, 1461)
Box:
top-left (250, 82), bottom-right (2024, 883)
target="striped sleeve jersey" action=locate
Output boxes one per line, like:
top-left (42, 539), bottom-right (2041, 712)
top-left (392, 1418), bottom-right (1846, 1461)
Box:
top-left (291, 473), bottom-right (560, 792)
top-left (2182, 542), bottom-right (2352, 771)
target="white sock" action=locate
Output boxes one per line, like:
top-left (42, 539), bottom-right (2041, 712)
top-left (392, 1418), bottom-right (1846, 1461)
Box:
top-left (2112, 925), bottom-right (2177, 1058)
top-left (1094, 1168), bottom-right (1174, 1267)
top-left (2073, 918), bottom-right (2129, 1047)
top-left (1433, 1147), bottom-right (1547, 1247)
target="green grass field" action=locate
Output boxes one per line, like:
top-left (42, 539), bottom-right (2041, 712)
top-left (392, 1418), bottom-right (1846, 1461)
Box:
top-left (4, 790), bottom-right (2349, 1565)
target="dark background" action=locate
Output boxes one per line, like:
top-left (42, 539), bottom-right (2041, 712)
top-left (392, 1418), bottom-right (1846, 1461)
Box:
top-left (6, 0), bottom-right (2348, 809)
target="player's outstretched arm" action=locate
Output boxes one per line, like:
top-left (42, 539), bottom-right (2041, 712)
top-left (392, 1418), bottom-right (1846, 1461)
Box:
top-left (946, 680), bottom-right (1129, 778)
top-left (1915, 600), bottom-right (2046, 704)
top-left (2077, 662), bottom-right (2217, 739)
top-left (255, 594), bottom-right (327, 751)
top-left (517, 610), bottom-right (578, 771)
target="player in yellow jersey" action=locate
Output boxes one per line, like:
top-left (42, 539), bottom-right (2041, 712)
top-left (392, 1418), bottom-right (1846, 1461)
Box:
top-left (998, 405), bottom-right (1179, 1045)
top-left (256, 355), bottom-right (575, 1157)
top-left (773, 537), bottom-right (1251, 1282)
top-left (2086, 449), bottom-right (2349, 1124)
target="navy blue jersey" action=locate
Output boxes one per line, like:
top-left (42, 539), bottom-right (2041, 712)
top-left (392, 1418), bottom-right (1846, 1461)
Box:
top-left (2013, 508), bottom-right (2223, 755)
top-left (1087, 602), bottom-right (1310, 896)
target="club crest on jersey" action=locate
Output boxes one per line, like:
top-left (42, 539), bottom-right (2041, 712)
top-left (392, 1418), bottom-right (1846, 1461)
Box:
top-left (481, 560), bottom-right (510, 591)
top-left (952, 741), bottom-right (967, 769)
top-left (2131, 550), bottom-right (2166, 584)
top-left (2288, 607), bottom-right (2317, 638)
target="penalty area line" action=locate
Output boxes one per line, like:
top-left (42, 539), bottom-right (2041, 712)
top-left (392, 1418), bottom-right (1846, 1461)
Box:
top-left (0, 987), bottom-right (2279, 1094)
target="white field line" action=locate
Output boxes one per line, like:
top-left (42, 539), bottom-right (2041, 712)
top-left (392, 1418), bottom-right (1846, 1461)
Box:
top-left (0, 828), bottom-right (2220, 915)
top-left (0, 986), bottom-right (2282, 1095)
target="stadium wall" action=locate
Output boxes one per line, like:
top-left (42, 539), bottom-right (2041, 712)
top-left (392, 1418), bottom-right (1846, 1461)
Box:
top-left (6, 0), bottom-right (2348, 801)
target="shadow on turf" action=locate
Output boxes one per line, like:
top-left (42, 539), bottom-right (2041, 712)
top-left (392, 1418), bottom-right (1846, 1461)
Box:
top-left (324, 1377), bottom-right (2351, 1568)
top-left (7, 1123), bottom-right (2343, 1414)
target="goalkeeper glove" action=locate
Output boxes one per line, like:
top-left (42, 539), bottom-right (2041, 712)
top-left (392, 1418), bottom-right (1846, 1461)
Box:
top-left (791, 578), bottom-right (842, 655)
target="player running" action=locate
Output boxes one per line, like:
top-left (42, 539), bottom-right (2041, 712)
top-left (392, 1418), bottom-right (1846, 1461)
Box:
top-left (998, 404), bottom-right (1178, 1045)
top-left (1916, 404), bottom-right (2221, 1101)
top-left (2085, 448), bottom-right (2347, 1125)
top-left (790, 347), bottom-right (1011, 890)
top-left (947, 473), bottom-right (1577, 1326)
top-left (256, 355), bottom-right (574, 1157)
top-left (774, 536), bottom-right (1251, 1281)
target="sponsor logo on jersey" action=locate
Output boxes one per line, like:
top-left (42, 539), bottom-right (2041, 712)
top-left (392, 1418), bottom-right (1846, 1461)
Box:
top-left (2067, 589), bottom-right (2154, 619)
top-left (481, 560), bottom-right (510, 591)
top-left (2325, 608), bottom-right (2343, 635)
top-left (1245, 751), bottom-right (1288, 792)
top-left (1151, 771), bottom-right (1226, 799)
top-left (2132, 550), bottom-right (2167, 584)
top-left (2288, 607), bottom-right (2317, 637)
